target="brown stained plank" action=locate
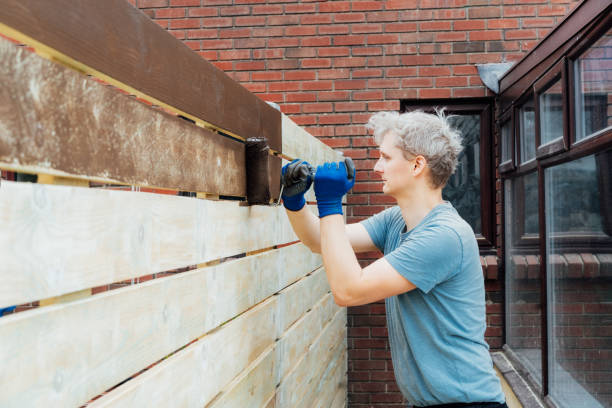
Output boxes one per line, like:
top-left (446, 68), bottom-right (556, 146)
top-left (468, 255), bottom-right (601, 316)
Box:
top-left (0, 0), bottom-right (281, 153)
top-left (0, 37), bottom-right (246, 195)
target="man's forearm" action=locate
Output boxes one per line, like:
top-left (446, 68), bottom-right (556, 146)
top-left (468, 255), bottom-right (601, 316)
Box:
top-left (285, 206), bottom-right (322, 253)
top-left (320, 214), bottom-right (362, 305)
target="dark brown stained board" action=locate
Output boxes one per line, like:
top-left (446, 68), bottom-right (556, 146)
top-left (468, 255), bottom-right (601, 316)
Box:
top-left (0, 37), bottom-right (246, 196)
top-left (0, 0), bottom-right (281, 153)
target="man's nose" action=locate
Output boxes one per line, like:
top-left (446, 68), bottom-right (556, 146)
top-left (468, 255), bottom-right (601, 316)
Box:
top-left (373, 158), bottom-right (383, 174)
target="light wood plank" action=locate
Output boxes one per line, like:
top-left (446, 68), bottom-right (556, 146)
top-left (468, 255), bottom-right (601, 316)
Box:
top-left (282, 114), bottom-right (340, 164)
top-left (276, 267), bottom-right (330, 334)
top-left (275, 309), bottom-right (347, 407)
top-left (90, 297), bottom-right (279, 408)
top-left (0, 37), bottom-right (245, 195)
top-left (276, 293), bottom-right (337, 384)
top-left (0, 243), bottom-right (320, 408)
top-left (329, 381), bottom-right (348, 408)
top-left (312, 346), bottom-right (348, 408)
top-left (207, 344), bottom-right (277, 408)
top-left (0, 181), bottom-right (310, 308)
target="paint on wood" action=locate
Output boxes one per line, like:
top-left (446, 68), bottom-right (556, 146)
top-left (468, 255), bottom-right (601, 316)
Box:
top-left (0, 181), bottom-right (309, 308)
top-left (0, 0), bottom-right (281, 152)
top-left (0, 38), bottom-right (246, 195)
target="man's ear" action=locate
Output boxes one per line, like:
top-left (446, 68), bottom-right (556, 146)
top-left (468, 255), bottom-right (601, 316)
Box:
top-left (413, 155), bottom-right (427, 175)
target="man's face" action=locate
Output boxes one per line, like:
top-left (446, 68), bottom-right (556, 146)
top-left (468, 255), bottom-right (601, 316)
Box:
top-left (373, 131), bottom-right (416, 197)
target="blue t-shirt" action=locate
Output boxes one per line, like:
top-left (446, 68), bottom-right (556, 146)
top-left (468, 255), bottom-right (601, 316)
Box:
top-left (361, 203), bottom-right (505, 406)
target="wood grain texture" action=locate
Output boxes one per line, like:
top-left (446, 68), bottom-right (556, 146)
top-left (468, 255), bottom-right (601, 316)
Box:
top-left (275, 309), bottom-right (347, 407)
top-left (0, 37), bottom-right (245, 194)
top-left (0, 239), bottom-right (321, 408)
top-left (85, 268), bottom-right (330, 407)
top-left (0, 180), bottom-right (308, 308)
top-left (0, 0), bottom-right (280, 151)
top-left (282, 114), bottom-right (341, 164)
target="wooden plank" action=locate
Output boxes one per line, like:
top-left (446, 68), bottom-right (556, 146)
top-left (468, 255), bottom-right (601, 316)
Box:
top-left (330, 383), bottom-right (348, 408)
top-left (275, 309), bottom-right (347, 407)
top-left (0, 0), bottom-right (281, 152)
top-left (207, 344), bottom-right (278, 408)
top-left (276, 267), bottom-right (330, 334)
top-left (86, 262), bottom-right (331, 407)
top-left (276, 293), bottom-right (337, 384)
top-left (0, 37), bottom-right (245, 195)
top-left (0, 239), bottom-right (321, 408)
top-left (311, 347), bottom-right (348, 408)
top-left (0, 181), bottom-right (313, 308)
top-left (282, 114), bottom-right (341, 164)
top-left (88, 297), bottom-right (279, 408)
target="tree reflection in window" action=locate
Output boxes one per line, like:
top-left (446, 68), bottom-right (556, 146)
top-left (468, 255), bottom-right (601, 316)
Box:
top-left (443, 114), bottom-right (481, 234)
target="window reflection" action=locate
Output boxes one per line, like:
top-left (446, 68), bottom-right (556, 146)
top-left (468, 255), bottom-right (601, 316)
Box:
top-left (505, 173), bottom-right (542, 385)
top-left (520, 99), bottom-right (536, 163)
top-left (539, 78), bottom-right (564, 146)
top-left (501, 120), bottom-right (513, 164)
top-left (443, 114), bottom-right (481, 234)
top-left (545, 149), bottom-right (612, 408)
top-left (574, 26), bottom-right (612, 141)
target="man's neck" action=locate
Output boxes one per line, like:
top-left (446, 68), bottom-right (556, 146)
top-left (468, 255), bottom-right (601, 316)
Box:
top-left (396, 187), bottom-right (444, 233)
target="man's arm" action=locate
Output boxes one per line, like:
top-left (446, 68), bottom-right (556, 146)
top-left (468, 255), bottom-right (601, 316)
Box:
top-left (321, 214), bottom-right (416, 307)
top-left (285, 207), bottom-right (379, 254)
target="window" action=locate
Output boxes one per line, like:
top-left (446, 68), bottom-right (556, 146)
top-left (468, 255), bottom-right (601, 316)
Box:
top-left (545, 149), bottom-right (612, 408)
top-left (505, 172), bottom-right (542, 385)
top-left (401, 99), bottom-right (494, 247)
top-left (499, 6), bottom-right (611, 406)
top-left (573, 26), bottom-right (612, 142)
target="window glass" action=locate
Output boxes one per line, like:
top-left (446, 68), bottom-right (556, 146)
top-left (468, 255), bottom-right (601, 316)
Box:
top-left (501, 120), bottom-right (512, 164)
top-left (574, 26), bottom-right (612, 141)
top-left (443, 114), bottom-right (481, 233)
top-left (545, 149), bottom-right (612, 408)
top-left (505, 172), bottom-right (542, 385)
top-left (519, 98), bottom-right (536, 163)
top-left (539, 77), bottom-right (564, 146)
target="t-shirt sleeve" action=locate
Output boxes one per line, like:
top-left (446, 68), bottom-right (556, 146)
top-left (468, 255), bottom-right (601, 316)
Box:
top-left (385, 225), bottom-right (462, 293)
top-left (360, 208), bottom-right (392, 252)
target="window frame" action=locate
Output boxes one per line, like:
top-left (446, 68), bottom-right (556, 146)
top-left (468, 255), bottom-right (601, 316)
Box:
top-left (514, 91), bottom-right (538, 173)
top-left (499, 110), bottom-right (515, 174)
top-left (534, 58), bottom-right (569, 159)
top-left (401, 98), bottom-right (496, 249)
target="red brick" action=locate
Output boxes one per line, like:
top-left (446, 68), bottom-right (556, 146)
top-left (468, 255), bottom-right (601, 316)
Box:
top-left (301, 80), bottom-right (332, 90)
top-left (368, 100), bottom-right (400, 111)
top-left (436, 76), bottom-right (468, 87)
top-left (319, 114), bottom-right (351, 125)
top-left (301, 37), bottom-right (331, 47)
top-left (334, 13), bottom-right (366, 23)
top-left (385, 22), bottom-right (417, 32)
top-left (201, 39), bottom-right (232, 49)
top-left (351, 23), bottom-right (383, 34)
top-left (235, 38), bottom-right (266, 48)
top-left (353, 68), bottom-right (383, 78)
top-left (252, 27), bottom-right (284, 37)
top-left (436, 30), bottom-right (469, 42)
top-left (471, 30), bottom-right (502, 41)
top-left (251, 4), bottom-right (283, 14)
top-left (370, 393), bottom-right (404, 403)
top-left (284, 25), bottom-right (316, 36)
top-left (418, 66), bottom-right (451, 76)
top-left (353, 46), bottom-right (383, 56)
top-left (234, 61), bottom-right (265, 70)
top-left (321, 137), bottom-right (351, 148)
top-left (300, 14), bottom-right (333, 25)
top-left (487, 18), bottom-right (519, 29)
top-left (170, 18), bottom-right (201, 29)
top-left (268, 37), bottom-right (298, 47)
top-left (401, 9), bottom-right (433, 20)
top-left (266, 59), bottom-right (298, 70)
top-left (454, 20), bottom-right (486, 30)
top-left (366, 56), bottom-right (401, 67)
top-left (212, 61), bottom-right (232, 70)
top-left (335, 57), bottom-right (368, 68)
top-left (469, 6), bottom-right (501, 18)
top-left (251, 71), bottom-right (282, 81)
top-left (284, 3), bottom-right (316, 13)
top-left (353, 360), bottom-right (387, 371)
top-left (453, 65), bottom-right (478, 75)
top-left (318, 91), bottom-right (351, 101)
top-left (420, 21), bottom-right (452, 31)
top-left (503, 5), bottom-right (536, 17)
top-left (319, 1), bottom-right (351, 12)
top-left (385, 0), bottom-right (418, 9)
top-left (319, 68), bottom-right (350, 79)
top-left (318, 47), bottom-right (350, 57)
top-left (188, 8), bottom-right (219, 17)
top-left (333, 35), bottom-right (366, 46)
top-left (139, 0), bottom-right (168, 7)
top-left (219, 5), bottom-right (250, 16)
top-left (538, 5), bottom-right (569, 16)
top-left (155, 8), bottom-right (186, 18)
top-left (365, 11), bottom-right (399, 22)
top-left (170, 0), bottom-right (199, 5)
top-left (420, 0), bottom-right (468, 8)
top-left (419, 88), bottom-right (452, 98)
top-left (435, 54), bottom-right (467, 64)
top-left (219, 28), bottom-right (251, 38)
top-left (187, 29), bottom-right (217, 39)
top-left (285, 48), bottom-right (316, 58)
top-left (242, 83), bottom-right (266, 93)
top-left (204, 16), bottom-right (238, 28)
top-left (468, 53), bottom-right (502, 63)
top-left (266, 15), bottom-right (300, 26)
top-left (318, 25), bottom-right (350, 35)
top-left (505, 29), bottom-right (537, 40)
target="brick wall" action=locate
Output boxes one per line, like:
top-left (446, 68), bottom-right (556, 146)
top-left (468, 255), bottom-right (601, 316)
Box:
top-left (133, 1), bottom-right (581, 406)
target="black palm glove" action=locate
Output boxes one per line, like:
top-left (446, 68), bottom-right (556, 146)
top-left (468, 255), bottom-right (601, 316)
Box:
top-left (281, 159), bottom-right (315, 211)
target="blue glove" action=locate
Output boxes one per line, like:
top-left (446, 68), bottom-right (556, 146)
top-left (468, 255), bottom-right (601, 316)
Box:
top-left (314, 160), bottom-right (355, 218)
top-left (281, 159), bottom-right (314, 211)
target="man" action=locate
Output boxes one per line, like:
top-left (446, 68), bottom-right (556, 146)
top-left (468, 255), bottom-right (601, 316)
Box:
top-left (281, 110), bottom-right (506, 408)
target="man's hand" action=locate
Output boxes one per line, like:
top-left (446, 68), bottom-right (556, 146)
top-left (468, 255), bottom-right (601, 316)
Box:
top-left (281, 159), bottom-right (314, 211)
top-left (314, 159), bottom-right (355, 218)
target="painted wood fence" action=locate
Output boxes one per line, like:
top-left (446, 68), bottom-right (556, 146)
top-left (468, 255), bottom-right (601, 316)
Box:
top-left (0, 2), bottom-right (347, 406)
